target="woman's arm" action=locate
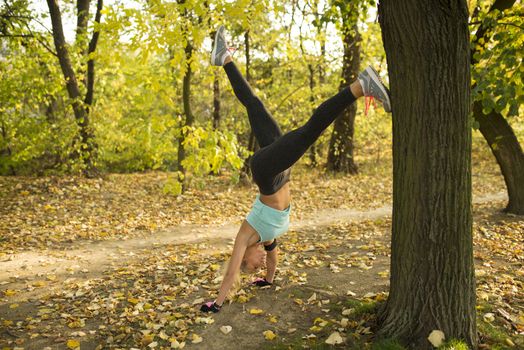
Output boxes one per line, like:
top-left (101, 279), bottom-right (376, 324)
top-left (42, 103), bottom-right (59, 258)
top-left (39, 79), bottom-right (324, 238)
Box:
top-left (214, 221), bottom-right (253, 305)
top-left (265, 245), bottom-right (278, 283)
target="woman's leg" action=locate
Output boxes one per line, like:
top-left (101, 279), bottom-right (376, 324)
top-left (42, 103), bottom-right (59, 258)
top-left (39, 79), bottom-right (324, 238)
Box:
top-left (251, 86), bottom-right (359, 179)
top-left (223, 61), bottom-right (282, 147)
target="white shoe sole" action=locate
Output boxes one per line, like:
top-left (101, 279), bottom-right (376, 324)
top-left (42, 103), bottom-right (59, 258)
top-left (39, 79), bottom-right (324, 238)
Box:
top-left (365, 67), bottom-right (391, 112)
top-left (210, 28), bottom-right (221, 65)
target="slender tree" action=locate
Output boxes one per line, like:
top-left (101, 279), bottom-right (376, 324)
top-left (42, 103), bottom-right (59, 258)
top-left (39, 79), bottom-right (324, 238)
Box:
top-left (176, 29), bottom-right (194, 185)
top-left (46, 0), bottom-right (103, 176)
top-left (327, 1), bottom-right (360, 173)
top-left (377, 1), bottom-right (476, 348)
top-left (471, 0), bottom-right (524, 215)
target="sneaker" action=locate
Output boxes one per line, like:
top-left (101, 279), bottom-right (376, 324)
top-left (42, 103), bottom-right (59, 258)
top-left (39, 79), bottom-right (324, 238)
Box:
top-left (210, 25), bottom-right (230, 66)
top-left (358, 66), bottom-right (392, 113)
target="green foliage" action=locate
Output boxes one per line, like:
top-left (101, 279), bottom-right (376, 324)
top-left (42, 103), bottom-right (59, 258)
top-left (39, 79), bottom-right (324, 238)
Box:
top-left (163, 172), bottom-right (184, 196)
top-left (471, 6), bottom-right (524, 117)
top-left (181, 126), bottom-right (247, 176)
top-left (1, 0), bottom-right (520, 186)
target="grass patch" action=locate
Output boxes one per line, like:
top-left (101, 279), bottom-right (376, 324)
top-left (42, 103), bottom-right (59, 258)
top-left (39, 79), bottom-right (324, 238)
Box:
top-left (438, 339), bottom-right (469, 349)
top-left (372, 339), bottom-right (406, 350)
top-left (343, 298), bottom-right (380, 317)
top-left (476, 301), bottom-right (524, 349)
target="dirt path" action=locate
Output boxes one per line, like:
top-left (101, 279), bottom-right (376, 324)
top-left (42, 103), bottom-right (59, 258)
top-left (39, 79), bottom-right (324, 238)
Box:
top-left (0, 192), bottom-right (507, 293)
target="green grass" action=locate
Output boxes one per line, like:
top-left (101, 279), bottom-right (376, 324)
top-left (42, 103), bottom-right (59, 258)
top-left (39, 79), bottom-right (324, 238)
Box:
top-left (438, 339), bottom-right (469, 350)
top-left (371, 339), bottom-right (406, 350)
top-left (268, 299), bottom-right (523, 350)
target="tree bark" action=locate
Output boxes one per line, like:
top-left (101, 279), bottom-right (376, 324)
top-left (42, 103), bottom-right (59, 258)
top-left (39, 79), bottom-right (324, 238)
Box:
top-left (0, 119), bottom-right (15, 175)
top-left (378, 1), bottom-right (476, 348)
top-left (327, 12), bottom-right (359, 174)
top-left (307, 62), bottom-right (318, 167)
top-left (177, 41), bottom-right (194, 185)
top-left (470, 0), bottom-right (523, 214)
top-left (47, 0), bottom-right (96, 175)
top-left (207, 30), bottom-right (221, 130)
top-left (85, 0), bottom-right (103, 110)
top-left (474, 102), bottom-right (524, 214)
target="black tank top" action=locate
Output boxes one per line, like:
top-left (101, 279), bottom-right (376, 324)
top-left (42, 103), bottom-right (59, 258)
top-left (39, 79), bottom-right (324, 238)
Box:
top-left (252, 168), bottom-right (291, 195)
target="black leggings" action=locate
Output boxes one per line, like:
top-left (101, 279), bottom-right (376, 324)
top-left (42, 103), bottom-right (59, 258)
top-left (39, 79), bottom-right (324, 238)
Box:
top-left (224, 62), bottom-right (356, 194)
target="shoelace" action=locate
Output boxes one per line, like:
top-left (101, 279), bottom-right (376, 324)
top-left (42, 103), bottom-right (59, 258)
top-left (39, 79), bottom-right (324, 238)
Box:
top-left (364, 95), bottom-right (378, 115)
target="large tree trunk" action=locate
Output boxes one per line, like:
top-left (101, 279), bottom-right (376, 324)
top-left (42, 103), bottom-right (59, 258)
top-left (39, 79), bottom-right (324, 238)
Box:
top-left (47, 0), bottom-right (96, 176)
top-left (327, 14), bottom-right (359, 174)
top-left (377, 1), bottom-right (477, 349)
top-left (470, 0), bottom-right (523, 214)
top-left (474, 102), bottom-right (524, 214)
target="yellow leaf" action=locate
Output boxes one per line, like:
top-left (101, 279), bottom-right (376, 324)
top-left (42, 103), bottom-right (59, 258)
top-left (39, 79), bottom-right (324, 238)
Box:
top-left (237, 295), bottom-right (248, 303)
top-left (4, 289), bottom-right (17, 296)
top-left (127, 298), bottom-right (139, 304)
top-left (249, 308), bottom-right (264, 315)
top-left (66, 339), bottom-right (80, 349)
top-left (263, 330), bottom-right (276, 340)
top-left (33, 281), bottom-right (46, 287)
top-left (191, 333), bottom-right (203, 344)
top-left (313, 317), bottom-right (327, 326)
top-left (9, 304), bottom-right (19, 309)
top-left (309, 325), bottom-right (322, 332)
top-left (268, 316), bottom-right (278, 323)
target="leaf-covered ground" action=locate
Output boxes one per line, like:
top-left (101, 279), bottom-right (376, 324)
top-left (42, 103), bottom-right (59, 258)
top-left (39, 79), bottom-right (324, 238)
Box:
top-left (0, 137), bottom-right (505, 254)
top-left (1, 140), bottom-right (523, 349)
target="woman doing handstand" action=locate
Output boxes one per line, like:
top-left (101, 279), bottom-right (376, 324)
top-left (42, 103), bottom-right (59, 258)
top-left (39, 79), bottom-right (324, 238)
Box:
top-left (201, 26), bottom-right (391, 313)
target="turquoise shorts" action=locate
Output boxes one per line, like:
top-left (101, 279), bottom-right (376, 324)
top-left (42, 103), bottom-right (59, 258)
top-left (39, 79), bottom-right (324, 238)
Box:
top-left (246, 195), bottom-right (291, 242)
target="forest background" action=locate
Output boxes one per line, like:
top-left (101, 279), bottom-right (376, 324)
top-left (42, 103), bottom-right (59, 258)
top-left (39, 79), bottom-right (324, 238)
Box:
top-left (0, 0), bottom-right (523, 349)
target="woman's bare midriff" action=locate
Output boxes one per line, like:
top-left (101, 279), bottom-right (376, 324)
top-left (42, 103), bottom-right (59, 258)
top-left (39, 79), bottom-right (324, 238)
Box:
top-left (259, 182), bottom-right (291, 211)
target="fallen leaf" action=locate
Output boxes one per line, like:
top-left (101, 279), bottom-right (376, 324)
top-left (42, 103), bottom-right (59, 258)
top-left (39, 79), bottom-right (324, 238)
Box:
top-left (307, 293), bottom-right (317, 303)
top-left (427, 330), bottom-right (445, 347)
top-left (66, 339), bottom-right (80, 350)
top-left (263, 330), bottom-right (276, 340)
top-left (191, 334), bottom-right (203, 344)
top-left (325, 331), bottom-right (343, 345)
top-left (220, 325), bottom-right (232, 334)
top-left (249, 308), bottom-right (264, 315)
top-left (483, 312), bottom-right (495, 323)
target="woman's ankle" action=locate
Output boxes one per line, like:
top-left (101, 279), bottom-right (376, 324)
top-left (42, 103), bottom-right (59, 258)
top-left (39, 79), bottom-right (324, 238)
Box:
top-left (350, 80), bottom-right (364, 98)
top-left (223, 55), bottom-right (233, 65)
